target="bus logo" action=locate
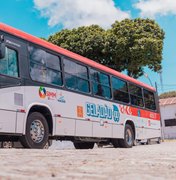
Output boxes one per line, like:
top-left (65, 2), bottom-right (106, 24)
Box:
top-left (39, 87), bottom-right (57, 100)
top-left (86, 103), bottom-right (120, 122)
top-left (57, 92), bottom-right (66, 103)
top-left (113, 105), bottom-right (120, 122)
top-left (39, 86), bottom-right (46, 98)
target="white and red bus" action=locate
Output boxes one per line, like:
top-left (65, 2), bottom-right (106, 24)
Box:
top-left (0, 23), bottom-right (161, 149)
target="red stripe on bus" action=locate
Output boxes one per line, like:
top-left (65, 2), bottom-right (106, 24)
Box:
top-left (130, 107), bottom-right (160, 121)
top-left (0, 23), bottom-right (155, 92)
top-left (119, 105), bottom-right (160, 121)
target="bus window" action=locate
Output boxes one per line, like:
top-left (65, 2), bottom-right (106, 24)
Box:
top-left (90, 69), bottom-right (111, 99)
top-left (30, 62), bottom-right (47, 83)
top-left (0, 47), bottom-right (18, 77)
top-left (143, 89), bottom-right (156, 110)
top-left (46, 52), bottom-right (61, 71)
top-left (47, 69), bottom-right (62, 86)
top-left (64, 58), bottom-right (89, 93)
top-left (29, 45), bottom-right (62, 86)
top-left (112, 77), bottom-right (129, 103)
top-left (46, 52), bottom-right (62, 86)
top-left (29, 46), bottom-right (45, 65)
top-left (129, 84), bottom-right (144, 107)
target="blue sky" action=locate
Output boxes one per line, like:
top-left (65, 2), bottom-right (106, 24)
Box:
top-left (0, 0), bottom-right (176, 94)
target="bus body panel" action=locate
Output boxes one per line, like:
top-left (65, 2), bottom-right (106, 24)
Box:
top-left (16, 111), bottom-right (25, 134)
top-left (55, 117), bottom-right (76, 136)
top-left (75, 120), bottom-right (92, 137)
top-left (0, 29), bottom-right (28, 135)
top-left (0, 110), bottom-right (16, 133)
top-left (0, 86), bottom-right (25, 134)
top-left (22, 86), bottom-right (161, 140)
top-left (0, 81), bottom-right (161, 140)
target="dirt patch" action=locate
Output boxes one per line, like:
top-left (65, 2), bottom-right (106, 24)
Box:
top-left (0, 142), bottom-right (176, 179)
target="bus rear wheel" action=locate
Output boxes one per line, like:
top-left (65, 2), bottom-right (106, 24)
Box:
top-left (157, 137), bottom-right (161, 144)
top-left (20, 112), bottom-right (49, 149)
top-left (73, 142), bottom-right (94, 149)
top-left (111, 139), bottom-right (120, 148)
top-left (118, 124), bottom-right (134, 148)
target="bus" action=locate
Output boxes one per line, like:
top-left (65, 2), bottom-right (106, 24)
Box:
top-left (0, 23), bottom-right (161, 149)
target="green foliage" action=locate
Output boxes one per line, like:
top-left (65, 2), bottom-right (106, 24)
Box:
top-left (48, 25), bottom-right (105, 63)
top-left (108, 19), bottom-right (165, 78)
top-left (47, 18), bottom-right (165, 78)
top-left (159, 91), bottom-right (176, 99)
top-left (40, 37), bottom-right (47, 41)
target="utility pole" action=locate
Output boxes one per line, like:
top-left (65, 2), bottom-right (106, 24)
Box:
top-left (144, 72), bottom-right (153, 87)
top-left (158, 70), bottom-right (163, 92)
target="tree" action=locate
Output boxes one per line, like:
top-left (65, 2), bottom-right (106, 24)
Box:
top-left (106, 18), bottom-right (165, 78)
top-left (48, 25), bottom-right (106, 63)
top-left (47, 18), bottom-right (165, 78)
top-left (159, 91), bottom-right (176, 99)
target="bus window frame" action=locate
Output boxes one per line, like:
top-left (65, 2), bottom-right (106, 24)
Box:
top-left (0, 45), bottom-right (20, 80)
top-left (143, 88), bottom-right (157, 111)
top-left (90, 67), bottom-right (112, 100)
top-left (111, 75), bottom-right (130, 104)
top-left (63, 56), bottom-right (91, 95)
top-left (28, 43), bottom-right (63, 88)
top-left (128, 83), bottom-right (144, 108)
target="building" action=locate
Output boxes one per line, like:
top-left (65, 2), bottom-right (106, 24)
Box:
top-left (160, 97), bottom-right (176, 139)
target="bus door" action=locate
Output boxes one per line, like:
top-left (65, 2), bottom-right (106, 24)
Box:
top-left (0, 32), bottom-right (26, 133)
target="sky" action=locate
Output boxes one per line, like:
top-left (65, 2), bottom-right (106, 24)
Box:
top-left (0, 0), bottom-right (176, 94)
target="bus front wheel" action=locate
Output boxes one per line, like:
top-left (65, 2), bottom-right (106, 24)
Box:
top-left (118, 124), bottom-right (134, 148)
top-left (20, 112), bottom-right (49, 149)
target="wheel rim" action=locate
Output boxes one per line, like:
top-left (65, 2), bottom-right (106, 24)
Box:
top-left (30, 120), bottom-right (45, 143)
top-left (126, 128), bottom-right (133, 146)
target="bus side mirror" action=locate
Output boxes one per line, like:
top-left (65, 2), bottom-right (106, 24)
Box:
top-left (0, 42), bottom-right (5, 59)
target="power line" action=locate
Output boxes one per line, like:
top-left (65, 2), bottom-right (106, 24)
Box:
top-left (157, 84), bottom-right (176, 87)
top-left (157, 88), bottom-right (176, 91)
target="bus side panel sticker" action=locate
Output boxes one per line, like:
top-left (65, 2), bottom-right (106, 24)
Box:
top-left (86, 102), bottom-right (120, 122)
top-left (77, 106), bottom-right (83, 118)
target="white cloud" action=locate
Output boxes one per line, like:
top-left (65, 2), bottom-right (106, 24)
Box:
top-left (134, 0), bottom-right (176, 18)
top-left (33, 0), bottom-right (130, 29)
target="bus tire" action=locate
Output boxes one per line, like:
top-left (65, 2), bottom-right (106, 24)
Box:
top-left (157, 137), bottom-right (161, 144)
top-left (1, 141), bottom-right (14, 148)
top-left (133, 139), bottom-right (137, 146)
top-left (111, 139), bottom-right (120, 148)
top-left (118, 124), bottom-right (134, 148)
top-left (146, 139), bottom-right (151, 145)
top-left (141, 142), bottom-right (146, 145)
top-left (73, 142), bottom-right (94, 149)
top-left (43, 140), bottom-right (52, 149)
top-left (20, 112), bottom-right (49, 149)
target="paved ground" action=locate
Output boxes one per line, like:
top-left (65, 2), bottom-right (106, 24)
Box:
top-left (0, 141), bottom-right (176, 180)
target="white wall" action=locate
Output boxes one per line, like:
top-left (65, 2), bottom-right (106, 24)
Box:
top-left (160, 104), bottom-right (176, 139)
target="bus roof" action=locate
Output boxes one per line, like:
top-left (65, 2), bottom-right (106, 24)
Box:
top-left (0, 23), bottom-right (155, 92)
